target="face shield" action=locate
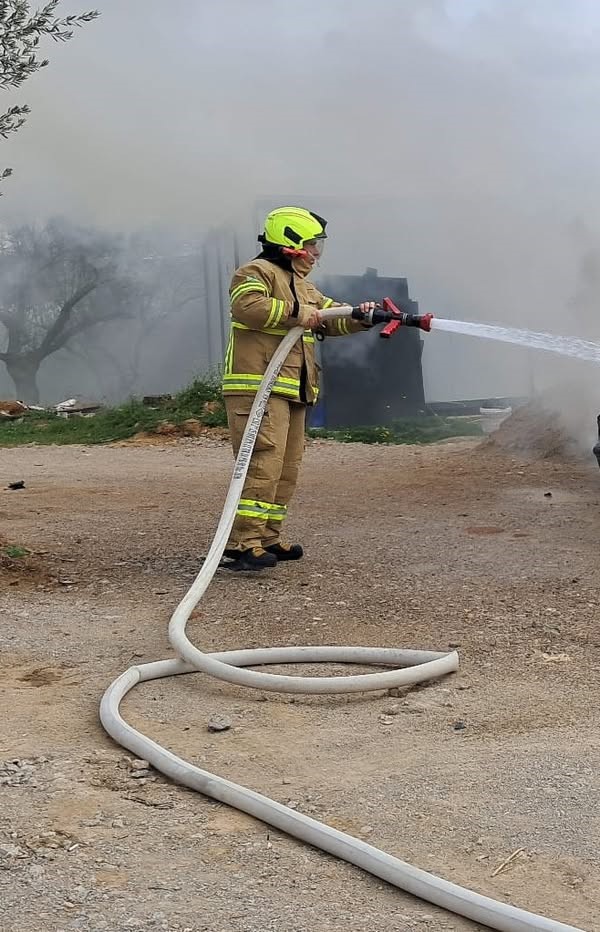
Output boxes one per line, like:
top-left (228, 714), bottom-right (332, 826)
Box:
top-left (303, 237), bottom-right (326, 261)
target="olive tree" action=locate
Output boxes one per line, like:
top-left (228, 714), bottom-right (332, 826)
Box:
top-left (1, 1), bottom-right (99, 189)
top-left (0, 220), bottom-right (133, 402)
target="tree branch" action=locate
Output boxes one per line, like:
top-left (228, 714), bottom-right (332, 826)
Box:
top-left (36, 278), bottom-right (98, 358)
top-left (42, 301), bottom-right (133, 356)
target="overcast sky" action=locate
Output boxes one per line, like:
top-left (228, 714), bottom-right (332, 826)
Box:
top-left (4, 1), bottom-right (600, 235)
top-left (3, 0), bottom-right (600, 407)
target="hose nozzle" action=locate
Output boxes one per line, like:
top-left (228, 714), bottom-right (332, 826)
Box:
top-left (409, 312), bottom-right (433, 332)
top-left (349, 300), bottom-right (434, 336)
top-left (379, 299), bottom-right (433, 338)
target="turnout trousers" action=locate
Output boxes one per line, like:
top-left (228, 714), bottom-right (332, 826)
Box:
top-left (224, 395), bottom-right (306, 551)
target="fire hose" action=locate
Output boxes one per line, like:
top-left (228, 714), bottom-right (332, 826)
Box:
top-left (100, 303), bottom-right (585, 932)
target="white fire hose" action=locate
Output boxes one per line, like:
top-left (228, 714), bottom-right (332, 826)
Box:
top-left (100, 307), bottom-right (586, 932)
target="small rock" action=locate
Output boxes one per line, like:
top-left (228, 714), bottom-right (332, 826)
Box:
top-left (181, 418), bottom-right (204, 437)
top-left (129, 759), bottom-right (150, 771)
top-left (378, 715), bottom-right (394, 726)
top-left (207, 715), bottom-right (232, 733)
top-left (453, 720), bottom-right (467, 731)
top-left (382, 704), bottom-right (401, 715)
top-left (0, 843), bottom-right (26, 859)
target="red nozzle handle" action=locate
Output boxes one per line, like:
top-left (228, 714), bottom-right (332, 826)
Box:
top-left (380, 319), bottom-right (401, 339)
top-left (380, 298), bottom-right (402, 339)
top-left (379, 298), bottom-right (433, 337)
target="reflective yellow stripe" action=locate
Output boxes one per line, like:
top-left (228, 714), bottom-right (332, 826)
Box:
top-left (276, 376), bottom-right (300, 386)
top-left (265, 297), bottom-right (283, 328)
top-left (237, 498), bottom-right (272, 519)
top-left (231, 315), bottom-right (317, 336)
top-left (267, 504), bottom-right (287, 522)
top-left (336, 318), bottom-right (351, 335)
top-left (231, 281), bottom-right (269, 303)
top-left (231, 320), bottom-right (289, 336)
top-left (236, 500), bottom-right (289, 520)
top-left (223, 386), bottom-right (300, 398)
top-left (223, 373), bottom-right (300, 386)
top-left (223, 372), bottom-right (301, 398)
top-left (274, 299), bottom-right (286, 325)
top-left (222, 384), bottom-right (259, 392)
top-left (231, 278), bottom-right (269, 298)
top-left (264, 298), bottom-right (277, 327)
top-left (230, 285), bottom-right (263, 302)
top-left (224, 332), bottom-right (234, 374)
top-left (223, 374), bottom-right (264, 387)
top-left (322, 297), bottom-right (334, 309)
top-left (230, 287), bottom-right (268, 305)
top-left (271, 385), bottom-right (299, 398)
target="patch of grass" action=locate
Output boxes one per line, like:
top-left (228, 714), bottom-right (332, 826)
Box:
top-left (307, 416), bottom-right (483, 445)
top-left (172, 372), bottom-right (223, 412)
top-left (0, 382), bottom-right (482, 449)
top-left (0, 374), bottom-right (228, 447)
top-left (3, 545), bottom-right (29, 559)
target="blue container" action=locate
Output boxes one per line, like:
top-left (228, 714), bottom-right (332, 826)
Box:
top-left (309, 399), bottom-right (326, 428)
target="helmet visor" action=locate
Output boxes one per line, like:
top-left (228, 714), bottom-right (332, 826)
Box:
top-left (304, 237), bottom-right (326, 260)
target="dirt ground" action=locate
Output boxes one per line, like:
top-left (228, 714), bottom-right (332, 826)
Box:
top-left (1, 430), bottom-right (599, 932)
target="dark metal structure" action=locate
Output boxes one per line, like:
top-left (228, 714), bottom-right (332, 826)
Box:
top-left (314, 268), bottom-right (426, 428)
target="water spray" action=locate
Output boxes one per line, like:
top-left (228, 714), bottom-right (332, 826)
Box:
top-left (351, 295), bottom-right (600, 366)
top-left (432, 317), bottom-right (600, 365)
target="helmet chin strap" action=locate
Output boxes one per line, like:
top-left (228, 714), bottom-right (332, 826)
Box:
top-left (281, 247), bottom-right (309, 258)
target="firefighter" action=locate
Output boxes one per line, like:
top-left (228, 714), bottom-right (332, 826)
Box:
top-left (222, 206), bottom-right (375, 571)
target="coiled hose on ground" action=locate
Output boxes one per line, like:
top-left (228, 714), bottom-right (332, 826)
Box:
top-left (100, 308), bottom-right (586, 932)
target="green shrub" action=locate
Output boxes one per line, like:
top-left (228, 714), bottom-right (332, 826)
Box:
top-left (308, 416), bottom-right (482, 445)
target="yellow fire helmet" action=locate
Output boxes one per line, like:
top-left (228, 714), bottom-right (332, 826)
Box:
top-left (260, 207), bottom-right (328, 255)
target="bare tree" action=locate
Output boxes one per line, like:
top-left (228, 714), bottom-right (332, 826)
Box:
top-left (1, 1), bottom-right (99, 189)
top-left (0, 219), bottom-right (134, 402)
top-left (63, 242), bottom-right (206, 401)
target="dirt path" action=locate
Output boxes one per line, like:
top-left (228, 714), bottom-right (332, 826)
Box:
top-left (1, 435), bottom-right (599, 932)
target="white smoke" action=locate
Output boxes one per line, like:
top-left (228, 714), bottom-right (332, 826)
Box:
top-left (1, 0), bottom-right (600, 444)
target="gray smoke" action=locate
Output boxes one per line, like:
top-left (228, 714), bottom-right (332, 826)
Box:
top-left (1, 0), bottom-right (600, 445)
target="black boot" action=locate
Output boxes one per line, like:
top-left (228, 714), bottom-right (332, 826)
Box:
top-left (222, 547), bottom-right (277, 572)
top-left (265, 542), bottom-right (304, 561)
